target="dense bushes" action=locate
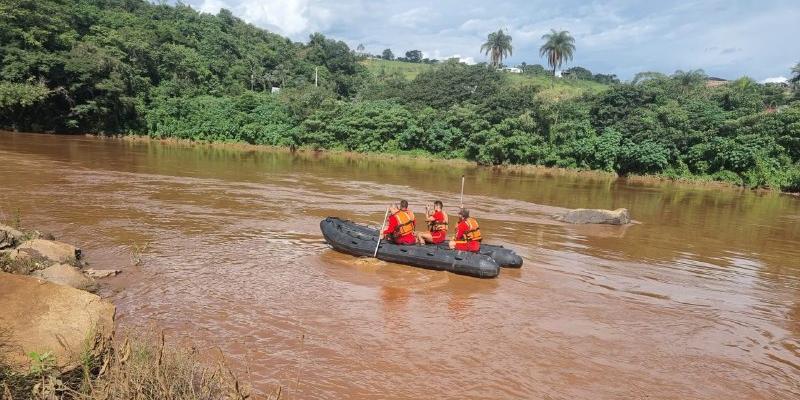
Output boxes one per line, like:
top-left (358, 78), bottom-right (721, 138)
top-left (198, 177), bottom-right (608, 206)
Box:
top-left (2, 0), bottom-right (799, 191)
top-left (147, 92), bottom-right (297, 145)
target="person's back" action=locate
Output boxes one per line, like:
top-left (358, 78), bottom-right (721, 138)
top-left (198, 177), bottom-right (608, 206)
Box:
top-left (449, 208), bottom-right (481, 252)
top-left (381, 200), bottom-right (417, 245)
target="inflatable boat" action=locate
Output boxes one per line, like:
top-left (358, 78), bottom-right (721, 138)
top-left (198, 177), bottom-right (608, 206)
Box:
top-left (320, 217), bottom-right (519, 278)
top-left (327, 217), bottom-right (523, 268)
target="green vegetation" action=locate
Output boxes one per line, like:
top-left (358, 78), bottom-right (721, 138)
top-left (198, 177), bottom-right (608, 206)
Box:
top-left (1, 0), bottom-right (799, 192)
top-left (0, 333), bottom-right (253, 400)
top-left (361, 59), bottom-right (432, 80)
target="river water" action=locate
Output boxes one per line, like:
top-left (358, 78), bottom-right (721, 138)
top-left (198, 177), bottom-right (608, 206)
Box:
top-left (1, 131), bottom-right (799, 399)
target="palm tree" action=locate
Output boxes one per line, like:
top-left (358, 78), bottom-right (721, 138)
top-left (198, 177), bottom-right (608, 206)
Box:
top-left (481, 30), bottom-right (513, 68)
top-left (791, 62), bottom-right (800, 84)
top-left (539, 29), bottom-right (575, 76)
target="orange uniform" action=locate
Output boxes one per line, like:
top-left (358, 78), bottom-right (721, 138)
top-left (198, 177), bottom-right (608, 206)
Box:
top-left (453, 217), bottom-right (481, 252)
top-left (428, 210), bottom-right (448, 244)
top-left (383, 209), bottom-right (416, 245)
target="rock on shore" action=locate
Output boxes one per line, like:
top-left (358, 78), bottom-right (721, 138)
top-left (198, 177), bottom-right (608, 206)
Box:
top-left (0, 224), bottom-right (25, 249)
top-left (556, 208), bottom-right (632, 225)
top-left (34, 263), bottom-right (98, 292)
top-left (0, 272), bottom-right (115, 373)
top-left (16, 238), bottom-right (81, 263)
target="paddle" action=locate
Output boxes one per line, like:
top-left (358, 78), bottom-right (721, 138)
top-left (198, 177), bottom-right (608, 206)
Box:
top-left (373, 207), bottom-right (390, 258)
top-left (460, 175), bottom-right (465, 208)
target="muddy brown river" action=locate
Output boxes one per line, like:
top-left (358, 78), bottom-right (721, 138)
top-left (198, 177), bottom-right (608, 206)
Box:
top-left (1, 131), bottom-right (799, 399)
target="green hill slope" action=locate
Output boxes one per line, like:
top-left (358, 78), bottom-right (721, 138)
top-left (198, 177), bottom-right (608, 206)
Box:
top-left (361, 58), bottom-right (609, 100)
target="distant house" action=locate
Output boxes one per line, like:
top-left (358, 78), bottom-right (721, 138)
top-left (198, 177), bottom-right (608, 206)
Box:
top-left (705, 77), bottom-right (728, 88)
top-left (503, 67), bottom-right (522, 74)
top-left (271, 87), bottom-right (281, 94)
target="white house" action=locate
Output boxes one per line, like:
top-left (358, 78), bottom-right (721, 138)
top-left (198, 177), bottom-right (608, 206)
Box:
top-left (503, 67), bottom-right (522, 74)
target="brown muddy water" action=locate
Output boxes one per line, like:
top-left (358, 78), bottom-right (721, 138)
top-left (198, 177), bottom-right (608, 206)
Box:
top-left (1, 131), bottom-right (799, 399)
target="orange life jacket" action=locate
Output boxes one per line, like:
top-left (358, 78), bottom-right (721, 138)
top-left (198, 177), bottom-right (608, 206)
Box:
top-left (463, 217), bottom-right (482, 242)
top-left (392, 209), bottom-right (416, 236)
top-left (428, 211), bottom-right (448, 232)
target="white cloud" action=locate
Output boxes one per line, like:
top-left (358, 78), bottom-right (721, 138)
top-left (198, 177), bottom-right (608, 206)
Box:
top-left (198, 0), bottom-right (226, 14)
top-left (761, 76), bottom-right (787, 84)
top-left (189, 0), bottom-right (333, 38)
top-left (183, 0), bottom-right (800, 79)
top-left (424, 50), bottom-right (476, 64)
top-left (456, 56), bottom-right (476, 65)
top-left (393, 7), bottom-right (432, 28)
top-left (238, 0), bottom-right (327, 37)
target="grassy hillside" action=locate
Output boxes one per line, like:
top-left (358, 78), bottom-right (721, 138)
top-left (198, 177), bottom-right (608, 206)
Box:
top-left (361, 58), bottom-right (608, 101)
top-left (361, 58), bottom-right (433, 80)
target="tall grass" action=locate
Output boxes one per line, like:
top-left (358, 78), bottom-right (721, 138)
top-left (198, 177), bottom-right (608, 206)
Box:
top-left (0, 332), bottom-right (268, 400)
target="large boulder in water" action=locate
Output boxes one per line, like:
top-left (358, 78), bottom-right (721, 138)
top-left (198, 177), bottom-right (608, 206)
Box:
top-left (557, 208), bottom-right (632, 225)
top-left (34, 263), bottom-right (97, 292)
top-left (0, 224), bottom-right (25, 249)
top-left (0, 272), bottom-right (115, 373)
top-left (15, 238), bottom-right (81, 264)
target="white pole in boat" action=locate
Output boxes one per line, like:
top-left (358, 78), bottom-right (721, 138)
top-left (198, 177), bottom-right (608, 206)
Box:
top-left (460, 175), bottom-right (465, 209)
top-left (373, 207), bottom-right (390, 258)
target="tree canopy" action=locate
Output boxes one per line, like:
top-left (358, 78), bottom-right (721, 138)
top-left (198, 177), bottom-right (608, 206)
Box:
top-left (481, 30), bottom-right (513, 68)
top-left (540, 30), bottom-right (576, 75)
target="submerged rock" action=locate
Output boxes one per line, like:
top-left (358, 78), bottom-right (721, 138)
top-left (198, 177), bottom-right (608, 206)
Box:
top-left (84, 268), bottom-right (121, 279)
top-left (0, 224), bottom-right (25, 249)
top-left (16, 238), bottom-right (81, 264)
top-left (34, 263), bottom-right (97, 292)
top-left (556, 208), bottom-right (632, 225)
top-left (0, 272), bottom-right (115, 373)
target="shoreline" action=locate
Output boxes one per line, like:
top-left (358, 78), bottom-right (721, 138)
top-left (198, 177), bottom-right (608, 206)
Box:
top-left (4, 130), bottom-right (798, 196)
top-left (112, 133), bottom-right (800, 196)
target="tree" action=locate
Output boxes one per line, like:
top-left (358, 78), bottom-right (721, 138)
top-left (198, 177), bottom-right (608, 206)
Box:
top-left (402, 61), bottom-right (504, 109)
top-left (356, 43), bottom-right (365, 53)
top-left (792, 62), bottom-right (800, 99)
top-left (791, 62), bottom-right (800, 85)
top-left (592, 73), bottom-right (619, 84)
top-left (539, 29), bottom-right (575, 76)
top-left (672, 69), bottom-right (707, 92)
top-left (405, 50), bottom-right (423, 63)
top-left (0, 80), bottom-right (52, 131)
top-left (519, 63), bottom-right (547, 75)
top-left (564, 66), bottom-right (592, 80)
top-left (381, 49), bottom-right (394, 60)
top-left (632, 71), bottom-right (667, 85)
top-left (480, 30), bottom-right (513, 68)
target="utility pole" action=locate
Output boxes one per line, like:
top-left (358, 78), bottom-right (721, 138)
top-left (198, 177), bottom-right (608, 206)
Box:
top-left (315, 67), bottom-right (318, 87)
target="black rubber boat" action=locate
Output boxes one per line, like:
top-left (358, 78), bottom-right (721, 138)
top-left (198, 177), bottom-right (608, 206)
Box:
top-left (320, 217), bottom-right (500, 278)
top-left (330, 217), bottom-right (523, 268)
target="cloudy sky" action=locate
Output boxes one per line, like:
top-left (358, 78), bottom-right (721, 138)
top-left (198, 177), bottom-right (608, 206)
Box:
top-left (184, 0), bottom-right (799, 81)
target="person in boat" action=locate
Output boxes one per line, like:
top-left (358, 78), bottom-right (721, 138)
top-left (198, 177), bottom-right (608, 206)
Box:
top-left (449, 208), bottom-right (481, 252)
top-left (417, 200), bottom-right (448, 245)
top-left (380, 200), bottom-right (417, 245)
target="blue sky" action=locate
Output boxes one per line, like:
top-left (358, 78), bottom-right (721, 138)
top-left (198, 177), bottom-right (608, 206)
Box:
top-left (185, 0), bottom-right (800, 81)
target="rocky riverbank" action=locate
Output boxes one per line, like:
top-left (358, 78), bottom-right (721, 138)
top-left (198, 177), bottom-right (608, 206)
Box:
top-left (0, 224), bottom-right (249, 399)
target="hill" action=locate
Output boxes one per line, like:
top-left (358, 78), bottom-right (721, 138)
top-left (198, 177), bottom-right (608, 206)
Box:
top-left (361, 58), bottom-right (609, 101)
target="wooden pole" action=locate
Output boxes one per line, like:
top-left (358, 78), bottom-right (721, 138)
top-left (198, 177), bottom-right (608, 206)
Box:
top-left (373, 207), bottom-right (390, 258)
top-left (460, 175), bottom-right (465, 208)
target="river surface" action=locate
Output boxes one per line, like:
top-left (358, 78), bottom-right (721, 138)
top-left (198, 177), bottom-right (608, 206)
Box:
top-left (1, 131), bottom-right (800, 399)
